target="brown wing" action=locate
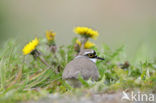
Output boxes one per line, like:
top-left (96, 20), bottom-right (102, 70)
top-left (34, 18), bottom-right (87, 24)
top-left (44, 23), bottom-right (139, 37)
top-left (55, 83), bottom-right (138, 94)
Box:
top-left (62, 57), bottom-right (99, 81)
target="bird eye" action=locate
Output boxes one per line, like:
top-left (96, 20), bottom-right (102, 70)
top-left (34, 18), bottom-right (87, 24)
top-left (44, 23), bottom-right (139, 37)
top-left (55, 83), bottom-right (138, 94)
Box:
top-left (88, 54), bottom-right (94, 58)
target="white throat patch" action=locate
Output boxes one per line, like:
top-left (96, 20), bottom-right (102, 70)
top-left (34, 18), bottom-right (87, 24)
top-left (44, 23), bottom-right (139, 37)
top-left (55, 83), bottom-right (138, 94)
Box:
top-left (89, 58), bottom-right (97, 63)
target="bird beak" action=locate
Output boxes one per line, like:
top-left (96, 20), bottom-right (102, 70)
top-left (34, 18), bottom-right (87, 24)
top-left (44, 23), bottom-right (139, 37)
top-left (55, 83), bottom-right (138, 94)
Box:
top-left (96, 56), bottom-right (104, 60)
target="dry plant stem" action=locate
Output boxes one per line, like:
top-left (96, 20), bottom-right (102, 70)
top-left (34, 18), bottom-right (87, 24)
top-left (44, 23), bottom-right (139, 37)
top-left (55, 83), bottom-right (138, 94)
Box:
top-left (80, 37), bottom-right (88, 51)
top-left (32, 50), bottom-right (51, 68)
top-left (49, 45), bottom-right (57, 54)
top-left (49, 45), bottom-right (57, 59)
top-left (38, 56), bottom-right (51, 67)
top-left (38, 56), bottom-right (58, 74)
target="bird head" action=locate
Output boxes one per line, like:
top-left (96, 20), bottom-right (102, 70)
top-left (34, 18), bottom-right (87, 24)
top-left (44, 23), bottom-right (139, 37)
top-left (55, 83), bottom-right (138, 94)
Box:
top-left (78, 49), bottom-right (104, 62)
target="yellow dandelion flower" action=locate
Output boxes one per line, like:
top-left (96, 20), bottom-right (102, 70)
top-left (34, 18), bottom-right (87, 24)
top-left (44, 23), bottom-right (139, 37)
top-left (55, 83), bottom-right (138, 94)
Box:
top-left (84, 41), bottom-right (95, 49)
top-left (46, 31), bottom-right (56, 41)
top-left (22, 38), bottom-right (39, 55)
top-left (76, 39), bottom-right (81, 46)
top-left (74, 27), bottom-right (99, 39)
top-left (76, 40), bottom-right (95, 49)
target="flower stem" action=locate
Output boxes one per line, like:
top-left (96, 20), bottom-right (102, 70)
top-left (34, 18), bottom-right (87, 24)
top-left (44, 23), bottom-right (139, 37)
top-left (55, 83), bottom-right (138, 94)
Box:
top-left (49, 45), bottom-right (57, 54)
top-left (80, 37), bottom-right (88, 51)
top-left (38, 56), bottom-right (51, 67)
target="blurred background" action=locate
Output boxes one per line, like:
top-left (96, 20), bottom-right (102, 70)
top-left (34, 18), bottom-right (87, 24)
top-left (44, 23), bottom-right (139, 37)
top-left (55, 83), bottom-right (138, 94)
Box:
top-left (0, 0), bottom-right (156, 61)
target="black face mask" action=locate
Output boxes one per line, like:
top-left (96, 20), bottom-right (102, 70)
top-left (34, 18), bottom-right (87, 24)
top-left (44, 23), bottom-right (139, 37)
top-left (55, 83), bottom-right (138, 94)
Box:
top-left (85, 52), bottom-right (104, 60)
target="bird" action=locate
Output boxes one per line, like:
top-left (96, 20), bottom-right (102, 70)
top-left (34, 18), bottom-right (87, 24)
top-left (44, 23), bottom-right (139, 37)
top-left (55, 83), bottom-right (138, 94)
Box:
top-left (62, 49), bottom-right (104, 87)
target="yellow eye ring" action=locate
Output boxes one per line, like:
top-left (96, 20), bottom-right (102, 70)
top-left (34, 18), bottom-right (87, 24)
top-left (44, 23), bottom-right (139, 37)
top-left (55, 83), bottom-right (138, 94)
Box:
top-left (88, 54), bottom-right (94, 58)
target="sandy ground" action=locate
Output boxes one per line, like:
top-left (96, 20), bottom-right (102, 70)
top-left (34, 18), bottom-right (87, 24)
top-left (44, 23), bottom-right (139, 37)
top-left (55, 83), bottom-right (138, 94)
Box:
top-left (24, 92), bottom-right (132, 103)
top-left (24, 91), bottom-right (156, 103)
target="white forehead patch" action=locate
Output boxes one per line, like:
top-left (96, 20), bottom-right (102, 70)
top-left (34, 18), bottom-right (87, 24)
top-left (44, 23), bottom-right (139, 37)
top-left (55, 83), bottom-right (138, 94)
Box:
top-left (84, 50), bottom-right (94, 55)
top-left (75, 55), bottom-right (82, 59)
